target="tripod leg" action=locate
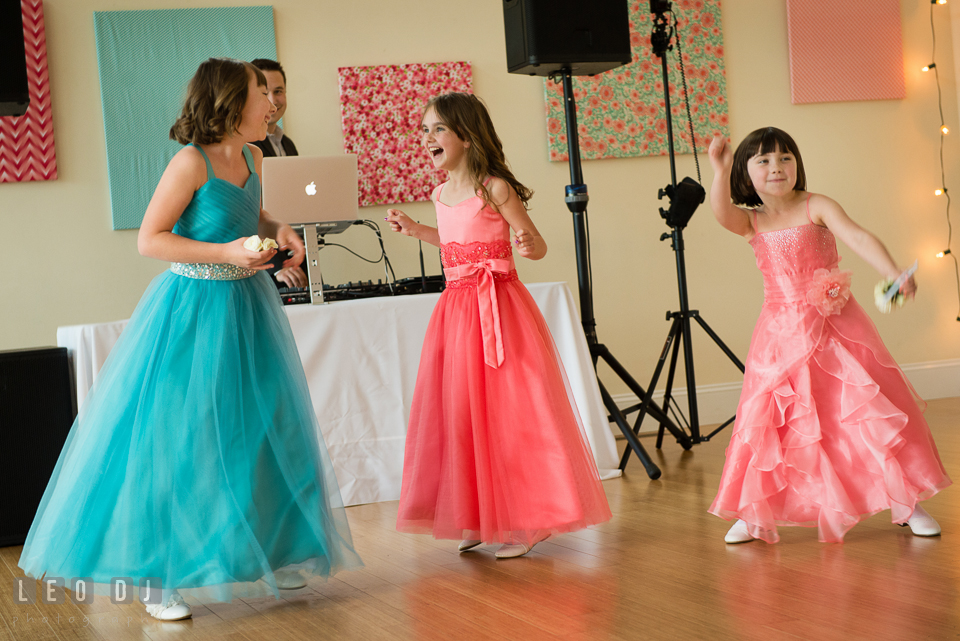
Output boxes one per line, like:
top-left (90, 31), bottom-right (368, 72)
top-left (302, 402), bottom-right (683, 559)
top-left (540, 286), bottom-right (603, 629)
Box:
top-left (692, 313), bottom-right (746, 373)
top-left (593, 344), bottom-right (683, 439)
top-left (621, 317), bottom-right (681, 468)
top-left (596, 378), bottom-right (661, 479)
top-left (705, 415), bottom-right (736, 441)
top-left (656, 322), bottom-right (685, 449)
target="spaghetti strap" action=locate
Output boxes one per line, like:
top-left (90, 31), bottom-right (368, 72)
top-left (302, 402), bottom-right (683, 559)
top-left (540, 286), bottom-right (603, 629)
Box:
top-left (751, 209), bottom-right (759, 233)
top-left (241, 145), bottom-right (255, 174)
top-left (805, 192), bottom-right (813, 224)
top-left (190, 143), bottom-right (215, 182)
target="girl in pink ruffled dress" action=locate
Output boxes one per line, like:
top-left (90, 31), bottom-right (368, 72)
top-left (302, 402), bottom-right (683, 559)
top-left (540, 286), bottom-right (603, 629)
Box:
top-left (386, 92), bottom-right (611, 558)
top-left (707, 127), bottom-right (951, 544)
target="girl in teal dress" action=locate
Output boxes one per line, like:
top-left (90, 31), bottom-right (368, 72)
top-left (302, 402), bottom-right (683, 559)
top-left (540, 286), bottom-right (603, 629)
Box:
top-left (18, 58), bottom-right (360, 621)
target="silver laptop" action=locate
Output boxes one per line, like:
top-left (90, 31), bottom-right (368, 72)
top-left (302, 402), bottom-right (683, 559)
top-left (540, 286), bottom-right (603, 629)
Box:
top-left (261, 155), bottom-right (359, 235)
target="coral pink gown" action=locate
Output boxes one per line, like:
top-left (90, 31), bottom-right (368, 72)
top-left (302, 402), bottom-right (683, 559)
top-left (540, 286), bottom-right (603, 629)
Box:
top-left (396, 183), bottom-right (611, 546)
top-left (710, 202), bottom-right (951, 543)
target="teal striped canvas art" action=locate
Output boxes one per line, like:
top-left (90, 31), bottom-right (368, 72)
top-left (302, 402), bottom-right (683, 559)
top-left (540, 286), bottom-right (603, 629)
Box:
top-left (94, 6), bottom-right (277, 229)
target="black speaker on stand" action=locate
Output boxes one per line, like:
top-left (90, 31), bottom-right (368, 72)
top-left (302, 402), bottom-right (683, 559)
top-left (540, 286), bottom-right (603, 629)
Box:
top-left (0, 348), bottom-right (76, 547)
top-left (0, 1), bottom-right (29, 117)
top-left (503, 0), bottom-right (691, 479)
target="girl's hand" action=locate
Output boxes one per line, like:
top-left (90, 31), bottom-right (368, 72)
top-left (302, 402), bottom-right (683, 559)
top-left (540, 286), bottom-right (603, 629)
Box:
top-left (900, 274), bottom-right (917, 300)
top-left (275, 224), bottom-right (306, 269)
top-left (708, 134), bottom-right (732, 172)
top-left (514, 229), bottom-right (540, 258)
top-left (386, 209), bottom-right (417, 236)
top-left (226, 237), bottom-right (277, 270)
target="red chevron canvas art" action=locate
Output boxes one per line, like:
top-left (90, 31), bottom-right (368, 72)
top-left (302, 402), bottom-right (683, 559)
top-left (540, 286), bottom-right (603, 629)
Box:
top-left (0, 0), bottom-right (57, 183)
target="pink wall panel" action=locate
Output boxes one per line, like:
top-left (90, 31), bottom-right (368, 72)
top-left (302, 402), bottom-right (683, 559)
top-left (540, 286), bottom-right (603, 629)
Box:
top-left (787, 0), bottom-right (904, 104)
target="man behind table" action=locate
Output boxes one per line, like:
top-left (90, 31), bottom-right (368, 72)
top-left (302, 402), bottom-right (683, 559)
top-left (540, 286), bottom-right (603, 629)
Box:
top-left (251, 58), bottom-right (306, 288)
top-left (250, 58), bottom-right (299, 157)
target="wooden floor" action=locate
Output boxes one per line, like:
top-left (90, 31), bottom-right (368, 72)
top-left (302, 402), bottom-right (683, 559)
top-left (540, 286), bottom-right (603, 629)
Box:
top-left (2, 397), bottom-right (958, 641)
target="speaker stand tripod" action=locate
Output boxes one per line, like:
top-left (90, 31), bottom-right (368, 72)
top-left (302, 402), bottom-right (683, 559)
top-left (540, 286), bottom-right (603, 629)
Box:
top-left (554, 70), bottom-right (692, 480)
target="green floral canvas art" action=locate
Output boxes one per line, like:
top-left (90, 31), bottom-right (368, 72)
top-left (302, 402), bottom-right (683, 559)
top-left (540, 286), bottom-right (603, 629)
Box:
top-left (545, 0), bottom-right (729, 161)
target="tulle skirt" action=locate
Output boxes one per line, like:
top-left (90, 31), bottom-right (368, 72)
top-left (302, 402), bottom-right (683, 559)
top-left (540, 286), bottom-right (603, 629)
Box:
top-left (709, 296), bottom-right (951, 543)
top-left (396, 276), bottom-right (611, 547)
top-left (19, 270), bottom-right (361, 601)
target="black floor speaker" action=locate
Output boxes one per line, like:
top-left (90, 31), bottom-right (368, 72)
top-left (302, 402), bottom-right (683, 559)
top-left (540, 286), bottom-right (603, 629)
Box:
top-left (503, 0), bottom-right (632, 77)
top-left (0, 347), bottom-right (76, 547)
top-left (0, 0), bottom-right (29, 117)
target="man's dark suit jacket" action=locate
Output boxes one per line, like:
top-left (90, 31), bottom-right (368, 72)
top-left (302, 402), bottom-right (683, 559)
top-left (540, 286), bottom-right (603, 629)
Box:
top-left (252, 135), bottom-right (298, 158)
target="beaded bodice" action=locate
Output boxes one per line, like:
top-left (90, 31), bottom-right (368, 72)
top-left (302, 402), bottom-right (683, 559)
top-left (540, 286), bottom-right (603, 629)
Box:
top-left (434, 183), bottom-right (516, 279)
top-left (433, 182), bottom-right (518, 368)
top-left (171, 144), bottom-right (261, 280)
top-left (173, 144), bottom-right (260, 244)
top-left (749, 224), bottom-right (841, 304)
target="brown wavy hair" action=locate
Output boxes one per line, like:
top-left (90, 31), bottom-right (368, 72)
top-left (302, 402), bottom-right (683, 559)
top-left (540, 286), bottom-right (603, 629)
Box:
top-left (170, 58), bottom-right (267, 145)
top-left (424, 92), bottom-right (533, 210)
top-left (731, 127), bottom-right (807, 207)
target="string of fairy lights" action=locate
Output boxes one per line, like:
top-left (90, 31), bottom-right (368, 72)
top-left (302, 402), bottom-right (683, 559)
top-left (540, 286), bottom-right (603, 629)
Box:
top-left (923, 0), bottom-right (960, 321)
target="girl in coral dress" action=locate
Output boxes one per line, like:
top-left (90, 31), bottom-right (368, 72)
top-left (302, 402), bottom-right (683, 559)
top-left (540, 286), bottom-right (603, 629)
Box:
top-left (707, 128), bottom-right (951, 544)
top-left (386, 92), bottom-right (611, 558)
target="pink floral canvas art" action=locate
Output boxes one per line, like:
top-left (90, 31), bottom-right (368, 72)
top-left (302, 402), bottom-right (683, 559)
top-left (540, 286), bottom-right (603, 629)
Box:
top-left (338, 61), bottom-right (472, 207)
top-left (545, 0), bottom-right (729, 161)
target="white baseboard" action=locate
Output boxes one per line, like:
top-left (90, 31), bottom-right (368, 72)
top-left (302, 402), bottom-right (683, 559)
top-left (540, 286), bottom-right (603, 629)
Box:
top-left (609, 358), bottom-right (960, 436)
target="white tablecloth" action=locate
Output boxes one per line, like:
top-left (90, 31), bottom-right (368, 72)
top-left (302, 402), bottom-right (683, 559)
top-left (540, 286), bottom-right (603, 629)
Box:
top-left (57, 281), bottom-right (620, 506)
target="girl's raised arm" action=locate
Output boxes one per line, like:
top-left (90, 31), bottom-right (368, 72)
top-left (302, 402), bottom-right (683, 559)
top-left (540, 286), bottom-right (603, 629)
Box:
top-left (491, 178), bottom-right (547, 260)
top-left (137, 146), bottom-right (275, 269)
top-left (386, 185), bottom-right (442, 246)
top-left (812, 195), bottom-right (916, 298)
top-left (708, 135), bottom-right (753, 237)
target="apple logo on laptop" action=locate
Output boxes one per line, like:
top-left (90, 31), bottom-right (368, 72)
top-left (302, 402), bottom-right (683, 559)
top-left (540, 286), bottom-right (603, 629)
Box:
top-left (305, 181), bottom-right (317, 196)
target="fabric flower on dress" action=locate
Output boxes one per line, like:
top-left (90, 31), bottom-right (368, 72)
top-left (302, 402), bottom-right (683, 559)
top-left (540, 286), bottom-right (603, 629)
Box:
top-left (806, 268), bottom-right (853, 316)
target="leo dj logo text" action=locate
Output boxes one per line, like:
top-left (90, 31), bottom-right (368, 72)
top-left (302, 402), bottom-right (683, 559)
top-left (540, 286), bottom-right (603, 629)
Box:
top-left (12, 577), bottom-right (164, 605)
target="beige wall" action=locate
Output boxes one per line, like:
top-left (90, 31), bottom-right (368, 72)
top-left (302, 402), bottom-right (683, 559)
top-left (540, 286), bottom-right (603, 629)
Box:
top-left (3, 0), bottom-right (959, 397)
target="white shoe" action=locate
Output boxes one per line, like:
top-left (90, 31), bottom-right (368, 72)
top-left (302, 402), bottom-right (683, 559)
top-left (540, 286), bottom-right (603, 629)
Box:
top-left (724, 520), bottom-right (757, 544)
top-left (903, 504), bottom-right (941, 537)
top-left (495, 542), bottom-right (536, 559)
top-left (274, 569), bottom-right (307, 590)
top-left (145, 593), bottom-right (192, 621)
top-left (458, 539), bottom-right (482, 552)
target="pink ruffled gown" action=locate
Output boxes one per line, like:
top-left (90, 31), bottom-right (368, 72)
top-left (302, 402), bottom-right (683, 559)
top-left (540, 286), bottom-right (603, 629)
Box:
top-left (710, 204), bottom-right (951, 543)
top-left (396, 184), bottom-right (612, 547)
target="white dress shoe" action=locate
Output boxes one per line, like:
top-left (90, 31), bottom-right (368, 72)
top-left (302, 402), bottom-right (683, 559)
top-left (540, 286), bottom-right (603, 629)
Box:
top-left (495, 542), bottom-right (535, 559)
top-left (274, 569), bottom-right (307, 589)
top-left (724, 519), bottom-right (757, 544)
top-left (903, 504), bottom-right (941, 537)
top-left (145, 593), bottom-right (192, 621)
top-left (458, 539), bottom-right (482, 552)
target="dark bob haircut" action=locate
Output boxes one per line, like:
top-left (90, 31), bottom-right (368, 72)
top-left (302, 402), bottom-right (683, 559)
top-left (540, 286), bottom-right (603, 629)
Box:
top-left (169, 58), bottom-right (267, 145)
top-left (731, 127), bottom-right (807, 207)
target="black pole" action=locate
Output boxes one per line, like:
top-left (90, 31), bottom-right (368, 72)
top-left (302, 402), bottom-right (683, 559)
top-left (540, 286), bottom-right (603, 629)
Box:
top-left (554, 67), bottom-right (679, 479)
top-left (560, 71), bottom-right (596, 343)
top-left (660, 53), bottom-right (678, 190)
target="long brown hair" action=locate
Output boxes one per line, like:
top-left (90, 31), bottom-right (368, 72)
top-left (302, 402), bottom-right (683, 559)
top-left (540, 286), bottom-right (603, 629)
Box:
top-left (424, 92), bottom-right (533, 210)
top-left (170, 58), bottom-right (267, 145)
top-left (731, 127), bottom-right (807, 207)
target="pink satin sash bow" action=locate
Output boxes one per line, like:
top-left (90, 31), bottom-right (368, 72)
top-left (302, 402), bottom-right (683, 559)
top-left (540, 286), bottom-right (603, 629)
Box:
top-left (443, 258), bottom-right (514, 368)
